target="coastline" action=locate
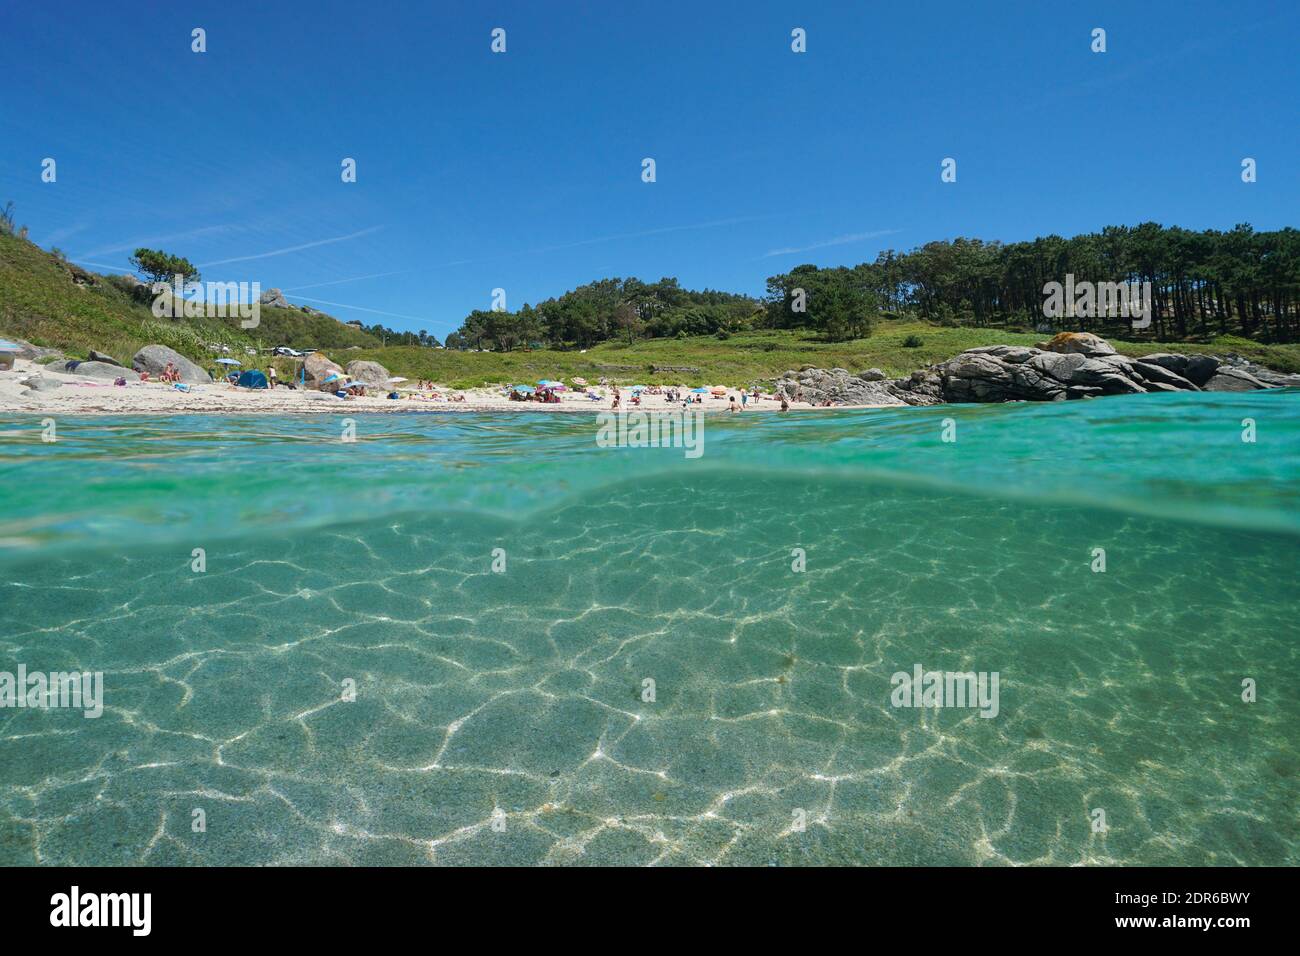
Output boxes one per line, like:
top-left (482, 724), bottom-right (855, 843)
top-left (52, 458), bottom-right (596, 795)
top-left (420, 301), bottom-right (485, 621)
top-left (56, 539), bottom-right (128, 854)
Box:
top-left (0, 358), bottom-right (892, 416)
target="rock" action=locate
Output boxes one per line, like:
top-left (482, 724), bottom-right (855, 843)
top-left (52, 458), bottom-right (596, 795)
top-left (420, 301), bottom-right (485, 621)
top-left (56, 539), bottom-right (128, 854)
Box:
top-left (18, 375), bottom-right (61, 392)
top-left (1034, 331), bottom-right (1117, 356)
top-left (856, 368), bottom-right (886, 382)
top-left (1215, 355), bottom-right (1300, 387)
top-left (259, 288), bottom-right (292, 309)
top-left (1131, 361), bottom-right (1199, 391)
top-left (773, 367), bottom-right (938, 406)
top-left (1203, 368), bottom-right (1272, 391)
top-left (938, 344), bottom-right (1176, 402)
top-left (303, 352), bottom-right (345, 390)
top-left (131, 345), bottom-right (212, 384)
top-left (345, 359), bottom-right (390, 388)
top-left (774, 341), bottom-right (1290, 407)
top-left (62, 360), bottom-right (133, 380)
top-left (7, 339), bottom-right (64, 362)
top-left (1137, 352), bottom-right (1220, 386)
top-left (88, 349), bottom-right (123, 367)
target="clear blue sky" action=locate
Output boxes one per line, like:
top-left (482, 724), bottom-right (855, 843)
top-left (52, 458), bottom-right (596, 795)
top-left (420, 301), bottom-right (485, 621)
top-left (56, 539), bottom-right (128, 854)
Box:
top-left (2, 0), bottom-right (1296, 337)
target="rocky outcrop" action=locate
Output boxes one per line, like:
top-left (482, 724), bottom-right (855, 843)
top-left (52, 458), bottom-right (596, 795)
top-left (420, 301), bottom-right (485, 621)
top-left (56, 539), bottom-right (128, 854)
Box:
top-left (1216, 355), bottom-right (1300, 388)
top-left (303, 352), bottom-right (345, 390)
top-left (259, 288), bottom-right (292, 309)
top-left (773, 367), bottom-right (941, 406)
top-left (774, 335), bottom-right (1288, 406)
top-left (131, 345), bottom-right (211, 384)
top-left (344, 359), bottom-right (390, 388)
top-left (939, 345), bottom-right (1194, 402)
top-left (934, 338), bottom-right (1288, 402)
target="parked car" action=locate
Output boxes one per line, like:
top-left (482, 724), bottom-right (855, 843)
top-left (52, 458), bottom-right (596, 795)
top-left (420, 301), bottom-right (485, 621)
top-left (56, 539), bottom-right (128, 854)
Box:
top-left (273, 346), bottom-right (303, 357)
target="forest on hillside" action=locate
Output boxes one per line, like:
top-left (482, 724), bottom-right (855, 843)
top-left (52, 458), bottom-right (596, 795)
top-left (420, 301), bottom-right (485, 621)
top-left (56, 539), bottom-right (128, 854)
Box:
top-left (445, 223), bottom-right (1300, 349)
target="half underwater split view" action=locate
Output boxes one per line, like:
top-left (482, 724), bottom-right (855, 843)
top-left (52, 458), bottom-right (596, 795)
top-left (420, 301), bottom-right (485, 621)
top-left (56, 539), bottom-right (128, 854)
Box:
top-left (1, 393), bottom-right (1296, 867)
top-left (3, 0), bottom-right (1299, 938)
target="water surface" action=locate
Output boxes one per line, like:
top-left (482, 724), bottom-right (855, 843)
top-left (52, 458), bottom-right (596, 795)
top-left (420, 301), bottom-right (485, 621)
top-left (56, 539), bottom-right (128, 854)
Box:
top-left (1, 392), bottom-right (1296, 865)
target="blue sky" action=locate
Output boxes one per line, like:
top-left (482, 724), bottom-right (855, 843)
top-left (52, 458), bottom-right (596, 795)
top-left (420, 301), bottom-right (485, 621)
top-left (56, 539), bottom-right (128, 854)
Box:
top-left (2, 0), bottom-right (1296, 337)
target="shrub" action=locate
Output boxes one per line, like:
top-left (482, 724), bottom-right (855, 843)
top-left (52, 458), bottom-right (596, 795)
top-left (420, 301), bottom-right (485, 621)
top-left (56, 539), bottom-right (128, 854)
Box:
top-left (902, 334), bottom-right (924, 348)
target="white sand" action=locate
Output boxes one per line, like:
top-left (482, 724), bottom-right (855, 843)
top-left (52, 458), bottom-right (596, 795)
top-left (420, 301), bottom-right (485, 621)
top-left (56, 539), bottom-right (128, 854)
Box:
top-left (0, 359), bottom-right (852, 415)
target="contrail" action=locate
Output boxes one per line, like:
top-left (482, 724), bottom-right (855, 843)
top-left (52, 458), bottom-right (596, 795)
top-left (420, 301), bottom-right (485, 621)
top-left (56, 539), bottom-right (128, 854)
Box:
top-left (199, 227), bottom-right (381, 267)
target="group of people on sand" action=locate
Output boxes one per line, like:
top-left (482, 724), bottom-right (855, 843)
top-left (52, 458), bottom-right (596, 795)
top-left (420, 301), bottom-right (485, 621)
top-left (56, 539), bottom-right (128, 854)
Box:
top-left (510, 387), bottom-right (561, 404)
top-left (140, 361), bottom-right (182, 384)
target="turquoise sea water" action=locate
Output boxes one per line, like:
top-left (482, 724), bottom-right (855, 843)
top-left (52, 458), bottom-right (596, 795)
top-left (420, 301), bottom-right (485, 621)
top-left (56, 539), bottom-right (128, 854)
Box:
top-left (0, 391), bottom-right (1297, 866)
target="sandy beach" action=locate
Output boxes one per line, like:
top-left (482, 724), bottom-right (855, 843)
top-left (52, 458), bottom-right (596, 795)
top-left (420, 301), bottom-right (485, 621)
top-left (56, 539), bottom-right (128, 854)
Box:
top-left (0, 358), bottom-right (874, 415)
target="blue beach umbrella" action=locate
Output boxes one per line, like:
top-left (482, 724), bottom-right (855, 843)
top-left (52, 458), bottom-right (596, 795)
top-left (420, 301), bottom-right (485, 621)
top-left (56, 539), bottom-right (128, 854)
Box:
top-left (690, 387), bottom-right (710, 393)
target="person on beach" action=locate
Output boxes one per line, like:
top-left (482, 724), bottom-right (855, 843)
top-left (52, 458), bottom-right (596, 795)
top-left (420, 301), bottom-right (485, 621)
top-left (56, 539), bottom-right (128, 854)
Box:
top-left (267, 366), bottom-right (277, 389)
top-left (740, 391), bottom-right (748, 408)
top-left (728, 396), bottom-right (741, 413)
top-left (780, 396), bottom-right (790, 412)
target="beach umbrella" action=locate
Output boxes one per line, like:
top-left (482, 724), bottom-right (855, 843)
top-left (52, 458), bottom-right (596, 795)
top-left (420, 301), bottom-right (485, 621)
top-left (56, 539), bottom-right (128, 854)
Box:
top-left (711, 387), bottom-right (727, 395)
top-left (572, 377), bottom-right (588, 387)
top-left (215, 358), bottom-right (241, 366)
top-left (690, 387), bottom-right (710, 393)
top-left (388, 376), bottom-right (408, 383)
top-left (514, 385), bottom-right (535, 394)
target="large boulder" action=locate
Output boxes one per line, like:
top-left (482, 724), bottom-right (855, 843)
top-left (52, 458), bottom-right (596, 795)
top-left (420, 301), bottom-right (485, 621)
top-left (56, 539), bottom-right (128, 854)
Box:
top-left (259, 288), bottom-right (292, 309)
top-left (1034, 331), bottom-right (1118, 356)
top-left (61, 360), bottom-right (135, 381)
top-left (8, 339), bottom-right (64, 362)
top-left (303, 352), bottom-right (345, 390)
top-left (1137, 352), bottom-right (1220, 386)
top-left (132, 345), bottom-right (211, 384)
top-left (1203, 368), bottom-right (1273, 391)
top-left (345, 359), bottom-right (391, 388)
top-left (19, 374), bottom-right (62, 393)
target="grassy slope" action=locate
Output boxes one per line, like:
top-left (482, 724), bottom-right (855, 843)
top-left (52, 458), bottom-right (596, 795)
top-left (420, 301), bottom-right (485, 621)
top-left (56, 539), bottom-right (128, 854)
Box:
top-left (355, 322), bottom-right (1300, 389)
top-left (0, 233), bottom-right (380, 365)
top-left (4, 231), bottom-right (1297, 386)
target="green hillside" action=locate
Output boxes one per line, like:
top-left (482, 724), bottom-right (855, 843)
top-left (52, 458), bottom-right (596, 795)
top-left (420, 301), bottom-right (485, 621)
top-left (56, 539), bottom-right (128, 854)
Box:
top-left (0, 232), bottom-right (380, 365)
